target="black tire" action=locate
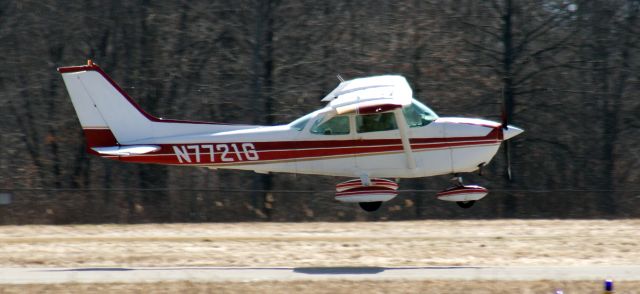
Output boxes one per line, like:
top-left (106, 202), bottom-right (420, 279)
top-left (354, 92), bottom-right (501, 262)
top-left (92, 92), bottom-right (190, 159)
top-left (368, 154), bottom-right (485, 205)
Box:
top-left (359, 201), bottom-right (382, 212)
top-left (456, 201), bottom-right (476, 209)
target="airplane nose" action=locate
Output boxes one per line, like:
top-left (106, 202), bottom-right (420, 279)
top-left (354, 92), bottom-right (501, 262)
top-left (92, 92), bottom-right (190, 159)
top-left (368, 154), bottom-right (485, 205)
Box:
top-left (503, 125), bottom-right (524, 140)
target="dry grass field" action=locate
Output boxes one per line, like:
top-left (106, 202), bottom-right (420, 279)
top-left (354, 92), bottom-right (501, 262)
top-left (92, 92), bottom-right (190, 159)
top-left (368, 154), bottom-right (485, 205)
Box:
top-left (0, 220), bottom-right (639, 293)
top-left (0, 220), bottom-right (638, 268)
top-left (2, 280), bottom-right (640, 294)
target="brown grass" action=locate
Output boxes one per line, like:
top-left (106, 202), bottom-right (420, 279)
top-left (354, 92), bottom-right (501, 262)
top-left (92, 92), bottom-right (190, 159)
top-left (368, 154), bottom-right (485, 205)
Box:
top-left (1, 280), bottom-right (639, 294)
top-left (0, 220), bottom-right (638, 268)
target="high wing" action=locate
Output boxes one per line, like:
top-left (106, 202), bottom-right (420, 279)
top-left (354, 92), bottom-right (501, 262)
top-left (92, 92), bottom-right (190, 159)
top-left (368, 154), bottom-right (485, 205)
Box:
top-left (318, 75), bottom-right (413, 121)
top-left (319, 75), bottom-right (416, 169)
top-left (322, 75), bottom-right (413, 106)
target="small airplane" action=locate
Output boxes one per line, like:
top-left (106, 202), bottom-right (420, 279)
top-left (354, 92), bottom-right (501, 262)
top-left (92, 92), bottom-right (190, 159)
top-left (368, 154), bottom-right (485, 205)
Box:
top-left (58, 60), bottom-right (523, 212)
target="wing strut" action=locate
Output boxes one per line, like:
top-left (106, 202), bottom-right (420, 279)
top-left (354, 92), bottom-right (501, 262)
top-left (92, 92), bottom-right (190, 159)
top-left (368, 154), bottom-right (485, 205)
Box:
top-left (393, 108), bottom-right (416, 169)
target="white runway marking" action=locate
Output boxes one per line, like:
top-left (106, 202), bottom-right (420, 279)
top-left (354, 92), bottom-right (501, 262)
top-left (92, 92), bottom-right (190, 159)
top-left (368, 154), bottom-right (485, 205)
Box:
top-left (1, 266), bottom-right (639, 284)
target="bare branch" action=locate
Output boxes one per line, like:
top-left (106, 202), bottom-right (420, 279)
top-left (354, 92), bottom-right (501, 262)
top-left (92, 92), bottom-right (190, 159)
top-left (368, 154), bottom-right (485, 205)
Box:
top-left (513, 35), bottom-right (576, 77)
top-left (514, 60), bottom-right (581, 87)
top-left (513, 16), bottom-right (573, 61)
top-left (462, 38), bottom-right (502, 61)
top-left (513, 87), bottom-right (550, 96)
top-left (461, 21), bottom-right (501, 40)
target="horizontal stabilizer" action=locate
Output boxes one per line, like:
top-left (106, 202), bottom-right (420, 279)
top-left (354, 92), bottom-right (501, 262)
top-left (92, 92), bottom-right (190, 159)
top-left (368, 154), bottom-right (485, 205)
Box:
top-left (92, 145), bottom-right (161, 156)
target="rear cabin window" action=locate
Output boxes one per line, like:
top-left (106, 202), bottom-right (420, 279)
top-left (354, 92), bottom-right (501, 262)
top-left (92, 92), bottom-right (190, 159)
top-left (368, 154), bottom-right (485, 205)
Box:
top-left (310, 116), bottom-right (350, 135)
top-left (356, 113), bottom-right (398, 133)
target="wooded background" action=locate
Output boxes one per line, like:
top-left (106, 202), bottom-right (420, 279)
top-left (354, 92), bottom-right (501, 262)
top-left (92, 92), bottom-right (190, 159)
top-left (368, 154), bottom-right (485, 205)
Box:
top-left (1, 0), bottom-right (639, 224)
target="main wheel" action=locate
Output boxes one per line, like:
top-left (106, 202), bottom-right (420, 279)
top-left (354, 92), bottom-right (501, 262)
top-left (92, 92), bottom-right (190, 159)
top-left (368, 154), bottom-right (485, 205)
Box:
top-left (359, 201), bottom-right (382, 212)
top-left (456, 201), bottom-right (476, 209)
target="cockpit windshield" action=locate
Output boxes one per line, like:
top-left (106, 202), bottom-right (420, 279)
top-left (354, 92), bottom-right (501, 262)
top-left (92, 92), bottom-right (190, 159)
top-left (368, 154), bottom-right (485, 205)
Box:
top-left (403, 99), bottom-right (438, 127)
top-left (289, 98), bottom-right (437, 131)
top-left (288, 112), bottom-right (314, 131)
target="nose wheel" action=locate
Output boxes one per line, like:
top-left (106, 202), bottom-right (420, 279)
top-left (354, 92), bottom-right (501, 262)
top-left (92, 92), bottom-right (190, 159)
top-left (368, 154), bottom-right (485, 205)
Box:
top-left (437, 175), bottom-right (487, 209)
top-left (456, 201), bottom-right (476, 209)
top-left (359, 201), bottom-right (382, 212)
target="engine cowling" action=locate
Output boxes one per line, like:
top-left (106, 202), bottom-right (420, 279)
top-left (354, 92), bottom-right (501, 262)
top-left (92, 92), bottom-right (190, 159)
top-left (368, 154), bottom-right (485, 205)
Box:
top-left (335, 178), bottom-right (399, 203)
top-left (436, 185), bottom-right (488, 202)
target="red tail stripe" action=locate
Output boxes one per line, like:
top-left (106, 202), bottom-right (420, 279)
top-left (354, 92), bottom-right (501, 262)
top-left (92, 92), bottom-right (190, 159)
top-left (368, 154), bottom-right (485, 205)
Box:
top-left (83, 128), bottom-right (117, 149)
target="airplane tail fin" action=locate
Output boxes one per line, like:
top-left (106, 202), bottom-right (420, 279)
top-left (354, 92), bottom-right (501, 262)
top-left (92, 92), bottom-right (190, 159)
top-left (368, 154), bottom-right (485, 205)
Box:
top-left (58, 60), bottom-right (155, 146)
top-left (59, 60), bottom-right (257, 153)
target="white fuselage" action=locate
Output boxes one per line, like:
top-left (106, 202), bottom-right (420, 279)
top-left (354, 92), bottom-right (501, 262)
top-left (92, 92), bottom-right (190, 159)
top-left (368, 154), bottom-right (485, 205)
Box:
top-left (58, 64), bottom-right (522, 181)
top-left (118, 113), bottom-right (507, 179)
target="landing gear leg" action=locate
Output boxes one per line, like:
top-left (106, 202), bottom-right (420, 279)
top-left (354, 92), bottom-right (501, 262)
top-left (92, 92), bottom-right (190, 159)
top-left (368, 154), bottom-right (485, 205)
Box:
top-left (442, 175), bottom-right (483, 209)
top-left (450, 174), bottom-right (464, 187)
top-left (478, 163), bottom-right (485, 176)
top-left (359, 174), bottom-right (371, 186)
top-left (449, 175), bottom-right (475, 208)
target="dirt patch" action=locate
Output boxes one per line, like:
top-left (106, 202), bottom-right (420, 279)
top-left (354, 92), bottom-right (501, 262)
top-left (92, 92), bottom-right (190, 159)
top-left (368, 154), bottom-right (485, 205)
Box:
top-left (1, 280), bottom-right (639, 294)
top-left (0, 220), bottom-right (638, 268)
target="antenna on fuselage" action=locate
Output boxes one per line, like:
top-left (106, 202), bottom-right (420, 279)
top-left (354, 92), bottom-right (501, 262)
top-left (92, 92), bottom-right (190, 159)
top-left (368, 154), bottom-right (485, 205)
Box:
top-left (336, 74), bottom-right (345, 82)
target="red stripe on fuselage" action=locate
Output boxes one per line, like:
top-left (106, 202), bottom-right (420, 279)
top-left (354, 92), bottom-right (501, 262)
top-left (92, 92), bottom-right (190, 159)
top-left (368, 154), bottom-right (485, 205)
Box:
top-left (112, 140), bottom-right (500, 165)
top-left (82, 123), bottom-right (503, 166)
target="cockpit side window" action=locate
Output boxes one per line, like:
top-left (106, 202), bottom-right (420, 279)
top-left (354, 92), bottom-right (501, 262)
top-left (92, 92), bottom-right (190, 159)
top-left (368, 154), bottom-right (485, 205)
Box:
top-left (403, 100), bottom-right (438, 128)
top-left (356, 112), bottom-right (398, 133)
top-left (310, 115), bottom-right (350, 135)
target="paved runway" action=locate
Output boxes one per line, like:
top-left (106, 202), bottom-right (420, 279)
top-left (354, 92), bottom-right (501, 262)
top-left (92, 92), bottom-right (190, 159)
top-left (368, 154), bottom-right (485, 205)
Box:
top-left (1, 266), bottom-right (639, 284)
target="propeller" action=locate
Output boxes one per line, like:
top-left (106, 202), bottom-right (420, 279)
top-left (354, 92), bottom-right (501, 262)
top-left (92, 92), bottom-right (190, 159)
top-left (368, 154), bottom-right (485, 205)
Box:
top-left (502, 89), bottom-right (513, 181)
top-left (501, 103), bottom-right (508, 130)
top-left (504, 131), bottom-right (513, 181)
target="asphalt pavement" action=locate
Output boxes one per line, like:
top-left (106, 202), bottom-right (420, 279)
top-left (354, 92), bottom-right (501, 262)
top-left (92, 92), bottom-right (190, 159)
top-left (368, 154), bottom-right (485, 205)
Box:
top-left (1, 266), bottom-right (638, 284)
